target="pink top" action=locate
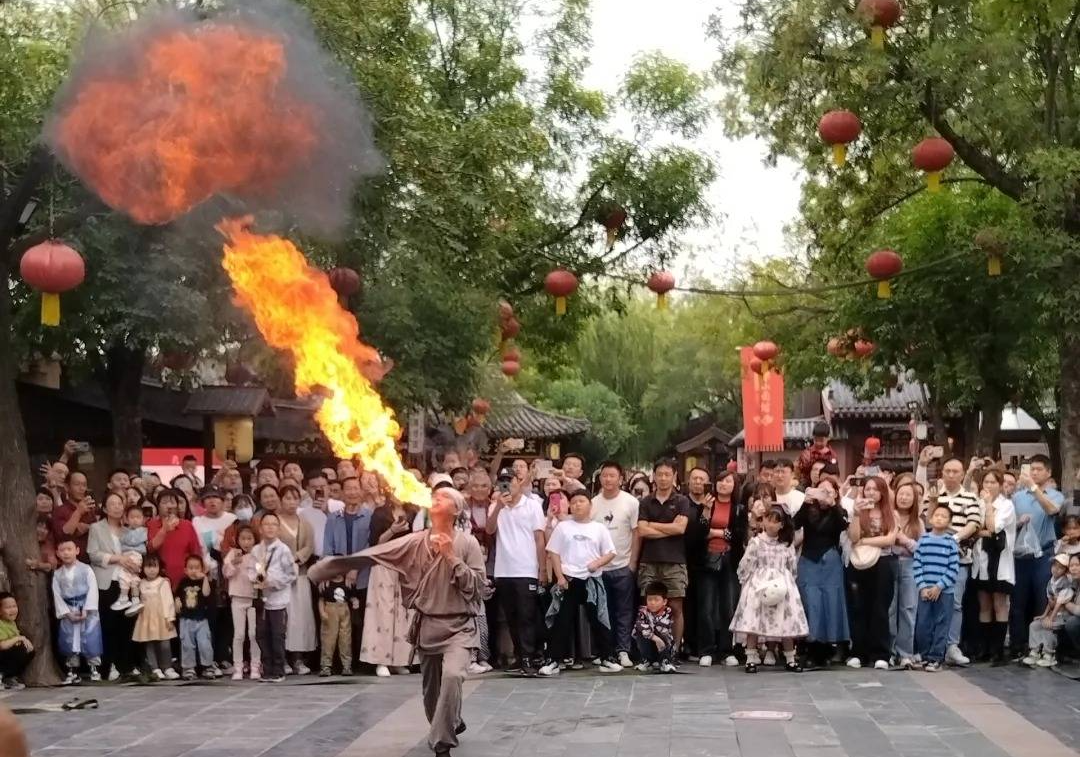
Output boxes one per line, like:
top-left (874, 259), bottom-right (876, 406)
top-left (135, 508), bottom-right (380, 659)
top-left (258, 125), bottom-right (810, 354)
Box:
top-left (222, 548), bottom-right (256, 599)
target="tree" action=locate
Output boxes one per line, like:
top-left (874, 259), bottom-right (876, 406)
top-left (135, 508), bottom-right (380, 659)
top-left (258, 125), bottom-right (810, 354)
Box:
top-left (713, 0), bottom-right (1080, 478)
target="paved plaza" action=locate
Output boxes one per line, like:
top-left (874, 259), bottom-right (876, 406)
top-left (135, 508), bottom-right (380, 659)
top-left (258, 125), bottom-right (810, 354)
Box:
top-left (6, 667), bottom-right (1079, 757)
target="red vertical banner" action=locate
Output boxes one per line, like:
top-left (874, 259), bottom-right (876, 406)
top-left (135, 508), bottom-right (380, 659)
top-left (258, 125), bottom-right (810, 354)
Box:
top-left (740, 346), bottom-right (785, 452)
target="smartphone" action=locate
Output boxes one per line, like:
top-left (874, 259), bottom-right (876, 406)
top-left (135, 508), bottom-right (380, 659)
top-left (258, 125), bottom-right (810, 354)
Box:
top-left (1020, 463), bottom-right (1032, 479)
top-left (930, 445), bottom-right (945, 459)
top-left (73, 441), bottom-right (90, 453)
top-left (497, 478), bottom-right (512, 495)
top-left (549, 492), bottom-right (563, 513)
top-left (852, 476), bottom-right (866, 487)
top-left (315, 487), bottom-right (326, 499)
top-left (863, 465), bottom-right (881, 478)
top-left (535, 459), bottom-right (553, 479)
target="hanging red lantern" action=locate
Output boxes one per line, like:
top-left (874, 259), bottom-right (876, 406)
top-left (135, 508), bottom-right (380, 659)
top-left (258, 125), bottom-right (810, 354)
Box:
top-left (864, 436), bottom-right (882, 455)
top-left (471, 398), bottom-right (491, 416)
top-left (726, 460), bottom-right (738, 473)
top-left (865, 249), bottom-right (903, 298)
top-left (856, 0), bottom-right (901, 49)
top-left (749, 357), bottom-right (765, 375)
top-left (500, 317), bottom-right (520, 341)
top-left (497, 300), bottom-right (515, 320)
top-left (912, 137), bottom-right (954, 193)
top-left (544, 269), bottom-right (579, 316)
top-left (752, 341), bottom-right (779, 362)
top-left (817, 110), bottom-right (862, 166)
top-left (646, 271), bottom-right (676, 310)
top-left (827, 337), bottom-right (847, 358)
top-left (974, 228), bottom-right (1006, 277)
top-left (328, 266), bottom-right (361, 299)
top-left (19, 240), bottom-right (85, 326)
top-left (595, 203), bottom-right (627, 250)
top-left (501, 360), bottom-right (521, 378)
top-left (501, 345), bottom-right (521, 363)
top-left (854, 339), bottom-right (876, 358)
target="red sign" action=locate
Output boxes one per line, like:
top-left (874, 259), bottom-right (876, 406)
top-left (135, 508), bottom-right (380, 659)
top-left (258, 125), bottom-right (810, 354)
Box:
top-left (740, 347), bottom-right (784, 452)
top-left (142, 448), bottom-right (222, 466)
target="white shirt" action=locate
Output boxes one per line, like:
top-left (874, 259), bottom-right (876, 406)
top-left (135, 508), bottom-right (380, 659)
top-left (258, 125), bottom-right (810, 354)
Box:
top-left (973, 495), bottom-right (1016, 584)
top-left (300, 506), bottom-right (328, 556)
top-left (590, 490), bottom-right (639, 570)
top-left (493, 496), bottom-right (545, 579)
top-left (547, 519), bottom-right (616, 580)
top-left (777, 488), bottom-right (805, 516)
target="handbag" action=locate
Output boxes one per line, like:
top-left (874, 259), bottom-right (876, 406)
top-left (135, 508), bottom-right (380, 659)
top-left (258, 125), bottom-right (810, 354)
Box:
top-left (981, 529), bottom-right (1007, 555)
top-left (850, 543), bottom-right (882, 570)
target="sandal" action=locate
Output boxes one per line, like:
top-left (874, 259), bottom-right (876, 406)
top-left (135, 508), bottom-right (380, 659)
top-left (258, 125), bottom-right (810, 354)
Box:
top-left (745, 662), bottom-right (758, 674)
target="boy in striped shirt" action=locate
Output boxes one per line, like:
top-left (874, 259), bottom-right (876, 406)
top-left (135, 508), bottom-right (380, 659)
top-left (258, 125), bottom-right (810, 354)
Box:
top-left (913, 503), bottom-right (960, 671)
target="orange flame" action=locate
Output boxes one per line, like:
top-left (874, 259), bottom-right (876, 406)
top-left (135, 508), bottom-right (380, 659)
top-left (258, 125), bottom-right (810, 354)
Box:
top-left (50, 24), bottom-right (316, 225)
top-left (218, 217), bottom-right (430, 508)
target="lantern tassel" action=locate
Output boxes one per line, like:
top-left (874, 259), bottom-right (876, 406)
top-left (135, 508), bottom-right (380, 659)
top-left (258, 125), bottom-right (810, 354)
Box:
top-left (832, 143), bottom-right (847, 166)
top-left (871, 25), bottom-right (885, 49)
top-left (41, 293), bottom-right (60, 327)
top-left (555, 296), bottom-right (567, 316)
top-left (876, 280), bottom-right (892, 299)
top-left (926, 171), bottom-right (942, 193)
top-left (657, 292), bottom-right (668, 310)
top-left (605, 227), bottom-right (617, 250)
top-left (988, 254), bottom-right (1002, 277)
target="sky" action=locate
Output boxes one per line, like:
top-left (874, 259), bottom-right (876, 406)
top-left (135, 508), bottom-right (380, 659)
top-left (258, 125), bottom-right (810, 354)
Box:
top-left (580, 0), bottom-right (803, 284)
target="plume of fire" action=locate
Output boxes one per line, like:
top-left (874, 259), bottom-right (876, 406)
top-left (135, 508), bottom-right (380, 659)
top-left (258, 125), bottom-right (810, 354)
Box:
top-left (48, 22), bottom-right (316, 225)
top-left (219, 217), bottom-right (430, 508)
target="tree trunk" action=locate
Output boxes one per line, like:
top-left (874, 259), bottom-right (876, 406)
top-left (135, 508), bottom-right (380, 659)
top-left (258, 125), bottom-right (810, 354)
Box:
top-left (102, 343), bottom-right (147, 472)
top-left (974, 387), bottom-right (1003, 458)
top-left (1059, 332), bottom-right (1080, 494)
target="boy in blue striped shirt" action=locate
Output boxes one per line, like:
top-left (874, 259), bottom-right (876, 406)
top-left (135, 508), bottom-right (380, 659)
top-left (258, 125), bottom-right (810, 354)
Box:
top-left (913, 503), bottom-right (960, 671)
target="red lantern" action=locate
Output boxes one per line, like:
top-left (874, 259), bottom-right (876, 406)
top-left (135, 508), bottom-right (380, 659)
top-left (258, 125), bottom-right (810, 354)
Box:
top-left (912, 137), bottom-right (954, 193)
top-left (19, 240), bottom-right (85, 326)
top-left (472, 398), bottom-right (491, 416)
top-left (595, 203), bottom-right (627, 250)
top-left (749, 357), bottom-right (765, 375)
top-left (328, 266), bottom-right (361, 298)
top-left (726, 460), bottom-right (738, 473)
top-left (856, 0), bottom-right (901, 49)
top-left (502, 345), bottom-right (521, 363)
top-left (865, 249), bottom-right (903, 299)
top-left (752, 341), bottom-right (779, 362)
top-left (975, 228), bottom-right (1006, 277)
top-left (647, 271), bottom-right (676, 310)
top-left (864, 436), bottom-right (882, 455)
top-left (544, 269), bottom-right (579, 316)
top-left (500, 317), bottom-right (520, 341)
top-left (854, 339), bottom-right (876, 358)
top-left (501, 360), bottom-right (521, 378)
top-left (497, 300), bottom-right (515, 320)
top-left (818, 110), bottom-right (862, 166)
top-left (827, 337), bottom-right (846, 358)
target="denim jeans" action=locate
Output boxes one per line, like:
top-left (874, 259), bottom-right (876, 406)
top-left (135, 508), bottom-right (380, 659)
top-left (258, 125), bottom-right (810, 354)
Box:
top-left (947, 565), bottom-right (969, 647)
top-left (1011, 553), bottom-right (1052, 652)
top-left (916, 591), bottom-right (953, 663)
top-left (601, 567), bottom-right (637, 654)
top-left (889, 557), bottom-right (918, 659)
top-left (179, 618), bottom-right (214, 671)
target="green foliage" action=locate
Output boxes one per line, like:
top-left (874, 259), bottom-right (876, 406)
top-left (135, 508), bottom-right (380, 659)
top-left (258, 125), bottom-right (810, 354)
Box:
top-left (528, 377), bottom-right (637, 462)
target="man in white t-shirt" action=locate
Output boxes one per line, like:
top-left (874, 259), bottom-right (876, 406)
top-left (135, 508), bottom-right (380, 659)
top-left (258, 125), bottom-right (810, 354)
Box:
top-left (541, 490), bottom-right (619, 675)
top-left (774, 460), bottom-right (805, 516)
top-left (591, 460), bottom-right (639, 668)
top-left (487, 473), bottom-right (545, 676)
top-left (191, 489), bottom-right (237, 671)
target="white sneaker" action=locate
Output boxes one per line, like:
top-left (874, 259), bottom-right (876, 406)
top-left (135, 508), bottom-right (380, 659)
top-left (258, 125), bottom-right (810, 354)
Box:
top-left (618, 651), bottom-right (633, 668)
top-left (249, 664), bottom-right (261, 680)
top-left (89, 667), bottom-right (102, 682)
top-left (723, 655), bottom-right (739, 667)
top-left (846, 657), bottom-right (862, 669)
top-left (873, 659), bottom-right (889, 671)
top-left (62, 670), bottom-right (81, 685)
top-left (538, 661), bottom-right (561, 677)
top-left (284, 663), bottom-right (293, 675)
top-left (375, 665), bottom-right (391, 678)
top-left (591, 657), bottom-right (602, 666)
top-left (599, 659), bottom-right (622, 673)
top-left (1037, 653), bottom-right (1057, 668)
top-left (110, 598), bottom-right (132, 612)
top-left (163, 668), bottom-right (180, 680)
top-left (635, 662), bottom-right (650, 672)
top-left (1022, 653), bottom-right (1039, 667)
top-left (763, 650), bottom-right (776, 666)
top-left (660, 660), bottom-right (677, 673)
top-left (232, 669), bottom-right (245, 680)
top-left (698, 655), bottom-right (713, 667)
top-left (295, 662), bottom-right (312, 676)
top-left (467, 662), bottom-right (487, 675)
top-left (945, 645), bottom-right (970, 666)
top-left (899, 657), bottom-right (916, 670)
top-left (151, 668), bottom-right (165, 681)
top-left (123, 600), bottom-right (144, 617)
top-left (107, 667), bottom-right (120, 681)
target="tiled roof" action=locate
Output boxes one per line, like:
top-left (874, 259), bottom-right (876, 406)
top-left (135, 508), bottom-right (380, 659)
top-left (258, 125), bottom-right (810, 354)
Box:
top-left (730, 416), bottom-right (847, 447)
top-left (825, 380), bottom-right (928, 419)
top-left (184, 386), bottom-right (275, 417)
top-left (483, 397), bottom-right (590, 439)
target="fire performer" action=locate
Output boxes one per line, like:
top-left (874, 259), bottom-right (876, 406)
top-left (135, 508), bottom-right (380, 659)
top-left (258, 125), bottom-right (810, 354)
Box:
top-left (309, 486), bottom-right (484, 757)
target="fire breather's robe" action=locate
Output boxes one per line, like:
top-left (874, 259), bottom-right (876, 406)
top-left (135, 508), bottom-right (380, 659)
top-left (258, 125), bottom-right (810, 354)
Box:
top-left (311, 530), bottom-right (485, 752)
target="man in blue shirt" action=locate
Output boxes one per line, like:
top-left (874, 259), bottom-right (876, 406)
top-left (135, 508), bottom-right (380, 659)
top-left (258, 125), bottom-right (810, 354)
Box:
top-left (1010, 454), bottom-right (1064, 655)
top-left (323, 475), bottom-right (375, 670)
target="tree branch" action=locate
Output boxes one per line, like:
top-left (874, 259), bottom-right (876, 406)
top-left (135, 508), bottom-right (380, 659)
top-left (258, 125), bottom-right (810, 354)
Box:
top-left (6, 202), bottom-right (104, 266)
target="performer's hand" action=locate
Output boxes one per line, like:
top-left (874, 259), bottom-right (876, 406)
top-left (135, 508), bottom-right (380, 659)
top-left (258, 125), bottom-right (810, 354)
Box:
top-left (430, 532), bottom-right (455, 559)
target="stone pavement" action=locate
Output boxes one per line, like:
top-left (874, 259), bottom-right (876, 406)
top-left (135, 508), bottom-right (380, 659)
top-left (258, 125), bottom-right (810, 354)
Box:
top-left (5, 667), bottom-right (1077, 757)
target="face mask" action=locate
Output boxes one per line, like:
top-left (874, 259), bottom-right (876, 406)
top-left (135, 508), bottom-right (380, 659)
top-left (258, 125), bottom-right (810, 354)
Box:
top-left (234, 507), bottom-right (254, 523)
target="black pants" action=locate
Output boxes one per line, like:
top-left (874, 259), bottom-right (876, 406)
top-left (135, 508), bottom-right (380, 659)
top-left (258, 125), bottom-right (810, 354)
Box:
top-left (209, 601), bottom-right (233, 665)
top-left (635, 635), bottom-right (673, 665)
top-left (0, 644), bottom-right (34, 678)
top-left (495, 577), bottom-right (539, 665)
top-left (350, 589), bottom-right (366, 669)
top-left (850, 556), bottom-right (898, 664)
top-left (695, 554), bottom-right (738, 658)
top-left (549, 578), bottom-right (611, 662)
top-left (256, 607), bottom-right (288, 678)
top-left (99, 582), bottom-right (137, 676)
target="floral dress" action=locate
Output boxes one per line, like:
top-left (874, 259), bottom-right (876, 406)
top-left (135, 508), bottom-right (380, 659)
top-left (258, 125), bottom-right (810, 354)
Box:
top-left (730, 533), bottom-right (809, 641)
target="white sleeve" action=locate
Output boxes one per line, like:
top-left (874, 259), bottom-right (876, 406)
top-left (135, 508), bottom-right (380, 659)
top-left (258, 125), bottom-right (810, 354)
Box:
top-left (83, 566), bottom-right (100, 612)
top-left (546, 522), bottom-right (565, 555)
top-left (628, 496), bottom-right (639, 528)
top-left (531, 501), bottom-right (546, 532)
top-left (52, 572), bottom-right (70, 618)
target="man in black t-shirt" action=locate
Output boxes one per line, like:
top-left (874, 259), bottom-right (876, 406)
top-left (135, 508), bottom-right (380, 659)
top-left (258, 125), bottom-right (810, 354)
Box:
top-left (634, 459), bottom-right (692, 655)
top-left (175, 555), bottom-right (218, 680)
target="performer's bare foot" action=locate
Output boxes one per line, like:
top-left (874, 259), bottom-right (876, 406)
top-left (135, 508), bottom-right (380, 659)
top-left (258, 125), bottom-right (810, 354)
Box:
top-left (0, 705), bottom-right (29, 757)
